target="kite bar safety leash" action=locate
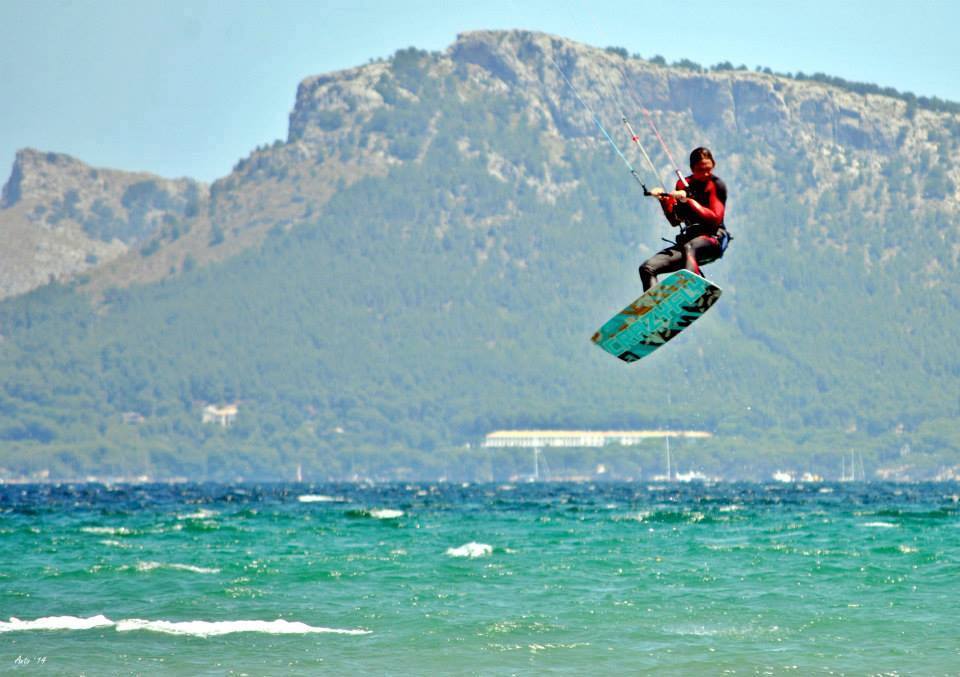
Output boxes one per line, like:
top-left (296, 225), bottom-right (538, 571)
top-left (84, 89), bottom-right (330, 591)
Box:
top-left (549, 56), bottom-right (654, 195)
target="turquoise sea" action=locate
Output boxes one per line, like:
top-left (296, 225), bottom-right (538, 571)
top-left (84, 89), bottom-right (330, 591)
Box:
top-left (2, 482), bottom-right (960, 675)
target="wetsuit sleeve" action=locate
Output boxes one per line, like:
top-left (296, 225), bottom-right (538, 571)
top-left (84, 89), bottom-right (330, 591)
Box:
top-left (658, 178), bottom-right (684, 227)
top-left (683, 178), bottom-right (725, 227)
top-left (659, 196), bottom-right (681, 226)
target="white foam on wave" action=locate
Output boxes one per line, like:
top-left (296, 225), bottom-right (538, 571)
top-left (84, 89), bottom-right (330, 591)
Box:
top-left (0, 615), bottom-right (113, 632)
top-left (297, 494), bottom-right (346, 503)
top-left (664, 622), bottom-right (780, 638)
top-left (81, 526), bottom-right (133, 536)
top-left (614, 511), bottom-right (651, 523)
top-left (369, 508), bottom-right (404, 519)
top-left (115, 618), bottom-right (371, 637)
top-left (177, 509), bottom-right (218, 520)
top-left (0, 615), bottom-right (370, 637)
top-left (862, 521), bottom-right (898, 528)
top-left (446, 542), bottom-right (493, 558)
top-left (134, 561), bottom-right (221, 574)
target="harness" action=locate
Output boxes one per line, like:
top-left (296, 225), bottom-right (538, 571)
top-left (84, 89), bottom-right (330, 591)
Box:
top-left (662, 224), bottom-right (732, 255)
top-left (717, 228), bottom-right (733, 255)
top-left (671, 176), bottom-right (733, 262)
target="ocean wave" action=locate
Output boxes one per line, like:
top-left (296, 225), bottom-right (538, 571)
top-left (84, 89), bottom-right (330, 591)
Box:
top-left (614, 510), bottom-right (708, 524)
top-left (132, 561), bottom-right (221, 574)
top-left (81, 526), bottom-right (134, 536)
top-left (487, 641), bottom-right (591, 653)
top-left (446, 542), bottom-right (493, 558)
top-left (176, 509), bottom-right (219, 520)
top-left (180, 519), bottom-right (221, 532)
top-left (663, 622), bottom-right (780, 638)
top-left (297, 494), bottom-right (347, 503)
top-left (0, 615), bottom-right (370, 636)
top-left (0, 615), bottom-right (113, 632)
top-left (115, 618), bottom-right (371, 637)
top-left (869, 544), bottom-right (919, 555)
top-left (345, 507), bottom-right (404, 519)
top-left (873, 508), bottom-right (955, 519)
top-left (862, 521), bottom-right (898, 528)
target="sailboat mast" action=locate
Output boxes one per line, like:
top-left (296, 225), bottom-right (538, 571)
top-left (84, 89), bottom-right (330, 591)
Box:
top-left (666, 436), bottom-right (672, 481)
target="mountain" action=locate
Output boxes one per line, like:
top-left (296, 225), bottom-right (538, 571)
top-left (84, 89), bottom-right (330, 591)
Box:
top-left (1, 30), bottom-right (958, 482)
top-left (0, 149), bottom-right (205, 299)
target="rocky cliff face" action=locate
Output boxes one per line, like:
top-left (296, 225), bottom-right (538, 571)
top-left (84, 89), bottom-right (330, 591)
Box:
top-left (456, 31), bottom-right (954, 197)
top-left (1, 30), bottom-right (957, 300)
top-left (288, 29), bottom-right (916, 148)
top-left (0, 149), bottom-right (206, 298)
top-left (268, 29), bottom-right (958, 222)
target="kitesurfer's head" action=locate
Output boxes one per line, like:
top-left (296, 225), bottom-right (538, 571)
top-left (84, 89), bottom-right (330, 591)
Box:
top-left (689, 147), bottom-right (715, 181)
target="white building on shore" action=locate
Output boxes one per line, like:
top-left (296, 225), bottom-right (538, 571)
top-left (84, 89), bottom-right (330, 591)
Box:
top-left (482, 429), bottom-right (711, 448)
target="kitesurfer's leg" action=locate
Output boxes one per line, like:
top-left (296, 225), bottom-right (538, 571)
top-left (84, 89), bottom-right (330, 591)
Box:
top-left (640, 246), bottom-right (684, 291)
top-left (681, 235), bottom-right (722, 276)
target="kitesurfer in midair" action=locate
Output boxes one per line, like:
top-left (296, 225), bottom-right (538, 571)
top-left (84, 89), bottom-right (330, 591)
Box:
top-left (639, 147), bottom-right (729, 291)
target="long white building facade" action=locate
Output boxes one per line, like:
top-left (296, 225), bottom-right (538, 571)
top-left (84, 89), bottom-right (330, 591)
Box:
top-left (482, 430), bottom-right (711, 448)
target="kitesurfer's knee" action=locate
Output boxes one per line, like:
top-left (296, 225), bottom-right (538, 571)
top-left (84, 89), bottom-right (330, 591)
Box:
top-left (639, 262), bottom-right (657, 290)
top-left (681, 242), bottom-right (702, 275)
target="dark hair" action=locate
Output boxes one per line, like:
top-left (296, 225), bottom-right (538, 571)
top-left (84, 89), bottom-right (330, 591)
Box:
top-left (689, 147), bottom-right (715, 168)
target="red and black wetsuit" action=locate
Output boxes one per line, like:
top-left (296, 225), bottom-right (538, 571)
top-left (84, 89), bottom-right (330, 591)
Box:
top-left (639, 174), bottom-right (728, 291)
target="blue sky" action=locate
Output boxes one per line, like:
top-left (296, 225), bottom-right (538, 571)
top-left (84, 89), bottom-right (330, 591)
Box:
top-left (2, 0), bottom-right (958, 183)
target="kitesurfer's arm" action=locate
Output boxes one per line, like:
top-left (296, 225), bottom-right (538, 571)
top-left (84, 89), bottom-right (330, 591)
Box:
top-left (649, 187), bottom-right (682, 227)
top-left (674, 178), bottom-right (725, 227)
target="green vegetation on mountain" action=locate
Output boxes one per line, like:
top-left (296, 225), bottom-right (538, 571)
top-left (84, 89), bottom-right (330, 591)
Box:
top-left (1, 31), bottom-right (958, 481)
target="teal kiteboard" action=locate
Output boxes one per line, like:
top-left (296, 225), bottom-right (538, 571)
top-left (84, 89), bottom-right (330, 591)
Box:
top-left (591, 269), bottom-right (721, 363)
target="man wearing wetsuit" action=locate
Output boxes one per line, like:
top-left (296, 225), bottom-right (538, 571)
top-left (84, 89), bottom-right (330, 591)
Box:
top-left (639, 147), bottom-right (728, 291)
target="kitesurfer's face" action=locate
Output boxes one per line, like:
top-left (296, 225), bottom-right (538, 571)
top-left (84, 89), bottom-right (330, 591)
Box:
top-left (691, 158), bottom-right (714, 181)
